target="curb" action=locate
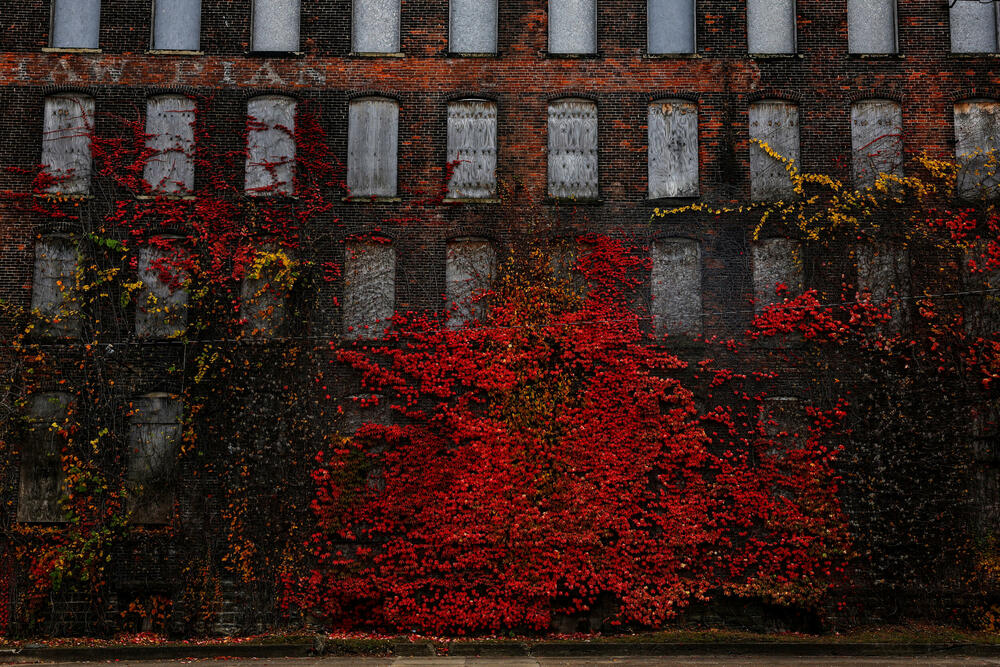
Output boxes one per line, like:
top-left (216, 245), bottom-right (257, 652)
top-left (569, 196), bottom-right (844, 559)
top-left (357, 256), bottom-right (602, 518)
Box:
top-left (5, 641), bottom-right (1000, 662)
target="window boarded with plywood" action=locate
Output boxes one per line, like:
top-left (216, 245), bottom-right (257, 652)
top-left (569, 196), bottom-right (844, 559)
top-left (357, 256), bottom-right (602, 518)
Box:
top-left (343, 240), bottom-right (395, 339)
top-left (950, 1), bottom-right (999, 53)
top-left (245, 96), bottom-right (296, 196)
top-left (847, 0), bottom-right (897, 54)
top-left (153, 0), bottom-right (201, 51)
top-left (145, 95), bottom-right (196, 194)
top-left (31, 236), bottom-right (79, 339)
top-left (752, 238), bottom-right (803, 313)
top-left (856, 243), bottom-right (910, 332)
top-left (348, 98), bottom-right (398, 198)
top-left (648, 99), bottom-right (698, 198)
top-left (446, 238), bottom-right (496, 328)
top-left (955, 99), bottom-right (1000, 198)
top-left (647, 0), bottom-right (695, 54)
top-left (241, 249), bottom-right (290, 337)
top-left (17, 393), bottom-right (72, 523)
top-left (747, 0), bottom-right (795, 54)
top-left (51, 0), bottom-right (100, 49)
top-left (127, 394), bottom-right (182, 524)
top-left (450, 0), bottom-right (497, 53)
top-left (42, 95), bottom-right (94, 195)
top-left (353, 0), bottom-right (401, 53)
top-left (447, 100), bottom-right (497, 199)
top-left (136, 244), bottom-right (188, 339)
top-left (651, 238), bottom-right (702, 337)
top-left (549, 0), bottom-right (596, 53)
top-left (749, 100), bottom-right (799, 201)
top-left (548, 99), bottom-right (598, 200)
top-left (851, 99), bottom-right (903, 188)
top-left (252, 0), bottom-right (300, 51)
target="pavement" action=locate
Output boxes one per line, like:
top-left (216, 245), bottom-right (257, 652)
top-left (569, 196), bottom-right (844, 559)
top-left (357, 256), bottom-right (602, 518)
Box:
top-left (12, 658), bottom-right (1000, 666)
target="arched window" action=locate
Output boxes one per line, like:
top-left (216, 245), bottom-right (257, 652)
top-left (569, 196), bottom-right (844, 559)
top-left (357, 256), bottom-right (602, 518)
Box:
top-left (749, 100), bottom-right (799, 201)
top-left (152, 0), bottom-right (201, 51)
top-left (648, 0), bottom-right (695, 54)
top-left (145, 95), bottom-right (196, 194)
top-left (348, 97), bottom-right (398, 198)
top-left (548, 98), bottom-right (598, 199)
top-left (343, 240), bottom-right (396, 339)
top-left (549, 0), bottom-right (596, 54)
top-left (950, 1), bottom-right (999, 53)
top-left (747, 0), bottom-right (795, 54)
top-left (450, 0), bottom-right (497, 53)
top-left (851, 99), bottom-right (903, 188)
top-left (447, 100), bottom-right (497, 199)
top-left (17, 393), bottom-right (72, 523)
top-left (50, 0), bottom-right (100, 49)
top-left (245, 95), bottom-right (296, 196)
top-left (651, 238), bottom-right (702, 337)
top-left (752, 238), bottom-right (803, 313)
top-left (31, 235), bottom-right (79, 338)
top-left (126, 394), bottom-right (182, 524)
top-left (847, 0), bottom-right (897, 54)
top-left (41, 94), bottom-right (94, 195)
top-left (353, 0), bottom-right (401, 53)
top-left (446, 238), bottom-right (496, 328)
top-left (648, 99), bottom-right (699, 198)
top-left (251, 0), bottom-right (300, 52)
top-left (954, 99), bottom-right (1000, 198)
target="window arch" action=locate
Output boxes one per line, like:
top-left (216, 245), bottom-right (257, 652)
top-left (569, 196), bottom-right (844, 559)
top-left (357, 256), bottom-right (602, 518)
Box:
top-left (251, 0), bottom-right (300, 52)
top-left (748, 99), bottom-right (799, 201)
top-left (851, 99), bottom-right (903, 188)
top-left (353, 0), bottom-right (401, 53)
top-left (348, 97), bottom-right (399, 198)
top-left (152, 0), bottom-right (201, 51)
top-left (50, 0), bottom-right (100, 49)
top-left (648, 99), bottom-right (698, 198)
top-left (648, 0), bottom-right (695, 54)
top-left (41, 94), bottom-right (95, 195)
top-left (549, 0), bottom-right (597, 54)
top-left (145, 95), bottom-right (196, 194)
top-left (548, 98), bottom-right (598, 199)
top-left (245, 95), bottom-right (296, 196)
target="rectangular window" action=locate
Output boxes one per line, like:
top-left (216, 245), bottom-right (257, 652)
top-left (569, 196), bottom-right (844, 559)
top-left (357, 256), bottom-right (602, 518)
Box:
top-left (549, 0), bottom-right (597, 54)
top-left (145, 95), bottom-right (196, 194)
top-left (17, 393), bottom-right (71, 523)
top-left (446, 238), bottom-right (496, 328)
top-left (851, 99), bottom-right (903, 188)
top-left (648, 0), bottom-right (695, 54)
top-left (747, 0), bottom-right (795, 54)
top-left (450, 0), bottom-right (498, 53)
top-left (760, 396), bottom-right (805, 447)
top-left (348, 98), bottom-right (399, 198)
top-left (31, 236), bottom-right (79, 339)
top-left (41, 94), bottom-right (95, 195)
top-left (353, 0), bottom-right (401, 53)
top-left (241, 249), bottom-right (290, 337)
top-left (856, 243), bottom-right (909, 331)
top-left (152, 0), bottom-right (201, 51)
top-left (245, 96), bottom-right (296, 196)
top-left (127, 394), bottom-right (182, 524)
top-left (752, 238), bottom-right (803, 313)
top-left (749, 100), bottom-right (799, 201)
top-left (847, 0), bottom-right (897, 54)
top-left (447, 100), bottom-right (497, 199)
top-left (648, 99), bottom-right (699, 198)
top-left (136, 244), bottom-right (188, 338)
top-left (548, 98), bottom-right (598, 199)
top-left (950, 1), bottom-right (999, 53)
top-left (651, 238), bottom-right (702, 337)
top-left (343, 240), bottom-right (395, 339)
top-left (252, 0), bottom-right (300, 52)
top-left (955, 99), bottom-right (1000, 198)
top-left (50, 0), bottom-right (100, 49)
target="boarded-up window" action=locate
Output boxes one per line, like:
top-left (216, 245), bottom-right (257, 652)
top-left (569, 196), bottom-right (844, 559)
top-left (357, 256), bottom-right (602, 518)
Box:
top-left (856, 243), bottom-right (909, 331)
top-left (548, 99), bottom-right (598, 199)
top-left (348, 98), bottom-right (398, 198)
top-left (127, 394), bottom-right (181, 524)
top-left (648, 99), bottom-right (698, 198)
top-left (344, 240), bottom-right (395, 339)
top-left (447, 100), bottom-right (497, 199)
top-left (955, 99), bottom-right (1000, 198)
top-left (252, 0), bottom-right (300, 51)
top-left (747, 0), bottom-right (795, 54)
top-left (749, 100), bottom-right (799, 201)
top-left (752, 238), bottom-right (803, 312)
top-left (651, 238), bottom-right (702, 337)
top-left (17, 393), bottom-right (71, 523)
top-left (136, 244), bottom-right (188, 338)
top-left (145, 95), bottom-right (195, 194)
top-left (245, 96), bottom-right (296, 196)
top-left (241, 250), bottom-right (290, 337)
top-left (648, 0), bottom-right (695, 54)
top-left (31, 236), bottom-right (79, 338)
top-left (446, 238), bottom-right (496, 328)
top-left (342, 394), bottom-right (390, 491)
top-left (51, 0), bottom-right (100, 49)
top-left (450, 0), bottom-right (497, 53)
top-left (353, 0), bottom-right (401, 53)
top-left (549, 0), bottom-right (596, 54)
top-left (950, 1), bottom-right (999, 53)
top-left (153, 0), bottom-right (201, 50)
top-left (41, 94), bottom-right (95, 195)
top-left (760, 396), bottom-right (805, 454)
top-left (847, 0), bottom-right (897, 54)
top-left (965, 242), bottom-right (1000, 338)
top-left (851, 99), bottom-right (903, 188)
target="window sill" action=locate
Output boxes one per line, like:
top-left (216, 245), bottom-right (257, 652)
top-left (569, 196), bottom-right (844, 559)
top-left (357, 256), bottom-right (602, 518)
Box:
top-left (135, 194), bottom-right (197, 200)
top-left (643, 52), bottom-right (700, 59)
top-left (446, 51), bottom-right (500, 58)
top-left (443, 197), bottom-right (501, 204)
top-left (350, 51), bottom-right (405, 58)
top-left (42, 47), bottom-right (101, 53)
top-left (544, 51), bottom-right (601, 59)
top-left (949, 52), bottom-right (1000, 58)
top-left (545, 197), bottom-right (603, 205)
top-left (34, 193), bottom-right (93, 199)
top-left (848, 52), bottom-right (904, 59)
top-left (147, 49), bottom-right (204, 56)
top-left (646, 195), bottom-right (700, 204)
top-left (247, 50), bottom-right (305, 57)
top-left (748, 52), bottom-right (803, 60)
top-left (342, 196), bottom-right (402, 202)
